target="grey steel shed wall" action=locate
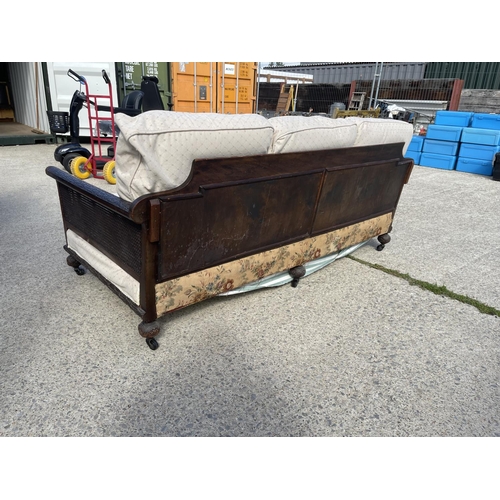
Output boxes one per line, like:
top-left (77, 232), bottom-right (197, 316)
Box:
top-left (272, 63), bottom-right (426, 84)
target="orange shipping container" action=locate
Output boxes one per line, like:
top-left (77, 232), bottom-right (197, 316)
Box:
top-left (170, 62), bottom-right (257, 114)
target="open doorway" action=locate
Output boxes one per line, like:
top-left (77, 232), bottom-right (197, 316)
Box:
top-left (0, 62), bottom-right (54, 146)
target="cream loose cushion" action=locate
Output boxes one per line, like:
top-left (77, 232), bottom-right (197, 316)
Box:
top-left (268, 115), bottom-right (357, 154)
top-left (344, 117), bottom-right (414, 154)
top-left (114, 111), bottom-right (274, 201)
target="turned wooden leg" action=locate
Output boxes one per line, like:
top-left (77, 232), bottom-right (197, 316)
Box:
top-left (289, 265), bottom-right (306, 287)
top-left (376, 233), bottom-right (391, 251)
top-left (66, 255), bottom-right (85, 275)
top-left (138, 320), bottom-right (161, 350)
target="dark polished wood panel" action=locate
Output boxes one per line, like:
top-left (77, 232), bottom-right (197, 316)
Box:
top-left (153, 144), bottom-right (412, 281)
top-left (159, 172), bottom-right (323, 280)
top-left (312, 160), bottom-right (411, 234)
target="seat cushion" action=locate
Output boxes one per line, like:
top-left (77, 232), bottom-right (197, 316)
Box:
top-left (114, 111), bottom-right (274, 201)
top-left (268, 115), bottom-right (357, 154)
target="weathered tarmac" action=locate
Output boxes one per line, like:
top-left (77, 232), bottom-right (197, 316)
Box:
top-left (0, 143), bottom-right (498, 437)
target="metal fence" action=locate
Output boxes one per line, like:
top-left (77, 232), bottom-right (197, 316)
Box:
top-left (256, 78), bottom-right (459, 115)
top-left (355, 78), bottom-right (458, 108)
top-left (256, 62), bottom-right (500, 119)
top-left (257, 83), bottom-right (351, 115)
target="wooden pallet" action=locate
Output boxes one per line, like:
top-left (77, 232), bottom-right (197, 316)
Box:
top-left (0, 121), bottom-right (55, 146)
top-left (332, 108), bottom-right (381, 119)
top-left (276, 83), bottom-right (294, 114)
top-left (348, 92), bottom-right (366, 110)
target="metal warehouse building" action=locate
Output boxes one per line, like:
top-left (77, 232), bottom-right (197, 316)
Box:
top-left (267, 62), bottom-right (500, 90)
top-left (267, 63), bottom-right (427, 84)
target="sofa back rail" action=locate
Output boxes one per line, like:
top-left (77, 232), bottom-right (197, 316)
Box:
top-left (126, 143), bottom-right (406, 221)
top-left (143, 146), bottom-right (413, 281)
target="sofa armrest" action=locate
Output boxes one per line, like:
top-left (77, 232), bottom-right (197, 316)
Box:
top-left (45, 166), bottom-right (133, 219)
top-left (46, 165), bottom-right (146, 281)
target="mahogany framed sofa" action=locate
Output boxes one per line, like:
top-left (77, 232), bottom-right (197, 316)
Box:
top-left (46, 112), bottom-right (414, 350)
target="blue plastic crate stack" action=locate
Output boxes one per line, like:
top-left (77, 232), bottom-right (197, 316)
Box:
top-left (406, 111), bottom-right (500, 176)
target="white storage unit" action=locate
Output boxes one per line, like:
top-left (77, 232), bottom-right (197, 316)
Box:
top-left (45, 62), bottom-right (119, 137)
top-left (8, 62), bottom-right (51, 133)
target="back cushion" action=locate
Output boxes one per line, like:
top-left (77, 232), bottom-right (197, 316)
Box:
top-left (268, 115), bottom-right (357, 154)
top-left (114, 111), bottom-right (274, 201)
top-left (344, 117), bottom-right (414, 154)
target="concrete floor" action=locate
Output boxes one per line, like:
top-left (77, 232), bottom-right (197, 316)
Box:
top-left (0, 143), bottom-right (499, 438)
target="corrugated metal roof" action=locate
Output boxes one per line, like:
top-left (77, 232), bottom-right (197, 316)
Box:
top-left (266, 62), bottom-right (377, 68)
top-left (424, 62), bottom-right (500, 90)
top-left (267, 63), bottom-right (427, 84)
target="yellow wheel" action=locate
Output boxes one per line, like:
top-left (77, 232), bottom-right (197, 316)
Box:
top-left (70, 156), bottom-right (91, 179)
top-left (103, 160), bottom-right (116, 185)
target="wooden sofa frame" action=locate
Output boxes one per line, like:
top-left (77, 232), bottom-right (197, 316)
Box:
top-left (46, 142), bottom-right (413, 350)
